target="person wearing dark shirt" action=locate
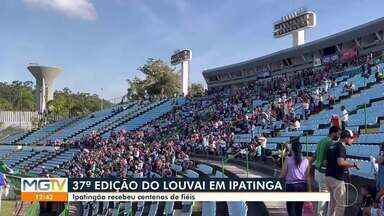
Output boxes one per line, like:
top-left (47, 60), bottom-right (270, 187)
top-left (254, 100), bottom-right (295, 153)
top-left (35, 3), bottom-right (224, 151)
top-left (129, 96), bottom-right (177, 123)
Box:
top-left (325, 129), bottom-right (359, 216)
top-left (308, 126), bottom-right (340, 216)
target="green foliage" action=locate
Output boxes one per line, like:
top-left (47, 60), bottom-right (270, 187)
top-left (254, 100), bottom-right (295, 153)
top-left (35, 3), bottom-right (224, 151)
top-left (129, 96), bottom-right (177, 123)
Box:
top-left (0, 81), bottom-right (111, 119)
top-left (0, 98), bottom-right (12, 110)
top-left (189, 83), bottom-right (205, 97)
top-left (25, 202), bottom-right (40, 216)
top-left (127, 58), bottom-right (181, 100)
top-left (46, 88), bottom-right (112, 119)
top-left (0, 81), bottom-right (35, 111)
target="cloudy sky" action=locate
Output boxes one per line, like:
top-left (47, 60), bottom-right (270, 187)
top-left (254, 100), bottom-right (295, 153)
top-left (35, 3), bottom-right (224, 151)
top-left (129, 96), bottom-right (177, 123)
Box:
top-left (0, 0), bottom-right (383, 100)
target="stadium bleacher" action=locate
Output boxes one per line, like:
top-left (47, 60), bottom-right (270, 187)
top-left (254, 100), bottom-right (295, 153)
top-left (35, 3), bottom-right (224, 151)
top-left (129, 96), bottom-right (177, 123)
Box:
top-left (0, 131), bottom-right (29, 145)
top-left (18, 117), bottom-right (79, 145)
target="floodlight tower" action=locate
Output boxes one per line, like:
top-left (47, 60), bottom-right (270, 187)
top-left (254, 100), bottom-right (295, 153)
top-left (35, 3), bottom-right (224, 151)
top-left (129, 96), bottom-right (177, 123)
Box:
top-left (27, 64), bottom-right (62, 114)
top-left (171, 49), bottom-right (192, 96)
top-left (273, 8), bottom-right (316, 47)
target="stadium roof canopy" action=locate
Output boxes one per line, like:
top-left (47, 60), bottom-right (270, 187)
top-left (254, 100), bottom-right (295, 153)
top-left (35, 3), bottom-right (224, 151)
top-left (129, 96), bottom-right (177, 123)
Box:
top-left (203, 17), bottom-right (384, 86)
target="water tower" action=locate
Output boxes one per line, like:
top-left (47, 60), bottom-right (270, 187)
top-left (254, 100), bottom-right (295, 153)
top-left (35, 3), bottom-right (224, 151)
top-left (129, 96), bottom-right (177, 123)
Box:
top-left (27, 64), bottom-right (62, 114)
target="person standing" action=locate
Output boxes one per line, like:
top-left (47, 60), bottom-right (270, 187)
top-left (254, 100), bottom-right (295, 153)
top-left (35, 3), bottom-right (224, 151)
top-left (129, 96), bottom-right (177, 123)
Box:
top-left (340, 106), bottom-right (349, 130)
top-left (310, 126), bottom-right (340, 216)
top-left (325, 129), bottom-right (359, 216)
top-left (0, 160), bottom-right (12, 212)
top-left (303, 99), bottom-right (310, 120)
top-left (280, 142), bottom-right (310, 216)
top-left (372, 143), bottom-right (384, 193)
top-left (257, 135), bottom-right (267, 162)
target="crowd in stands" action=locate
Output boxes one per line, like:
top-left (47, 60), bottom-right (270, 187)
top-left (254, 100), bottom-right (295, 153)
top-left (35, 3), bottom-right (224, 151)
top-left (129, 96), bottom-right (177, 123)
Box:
top-left (67, 129), bottom-right (193, 178)
top-left (47, 51), bottom-right (384, 216)
top-left (62, 52), bottom-right (380, 177)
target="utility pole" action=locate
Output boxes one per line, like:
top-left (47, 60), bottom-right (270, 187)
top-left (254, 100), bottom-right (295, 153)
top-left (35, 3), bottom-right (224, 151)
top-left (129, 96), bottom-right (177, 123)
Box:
top-left (100, 88), bottom-right (104, 110)
top-left (19, 90), bottom-right (22, 128)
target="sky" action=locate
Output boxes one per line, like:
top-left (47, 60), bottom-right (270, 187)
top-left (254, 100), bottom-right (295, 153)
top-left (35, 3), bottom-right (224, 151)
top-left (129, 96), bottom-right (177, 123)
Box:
top-left (0, 0), bottom-right (383, 100)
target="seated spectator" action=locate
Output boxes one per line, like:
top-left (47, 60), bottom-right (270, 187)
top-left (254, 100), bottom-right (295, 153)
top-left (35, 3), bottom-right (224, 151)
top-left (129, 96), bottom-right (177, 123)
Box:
top-left (330, 114), bottom-right (341, 130)
top-left (376, 70), bottom-right (384, 83)
top-left (291, 118), bottom-right (301, 131)
top-left (358, 185), bottom-right (376, 216)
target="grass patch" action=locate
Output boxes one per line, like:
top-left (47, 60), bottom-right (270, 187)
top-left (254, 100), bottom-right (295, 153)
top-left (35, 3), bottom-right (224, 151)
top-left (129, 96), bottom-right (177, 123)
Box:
top-left (0, 200), bottom-right (16, 216)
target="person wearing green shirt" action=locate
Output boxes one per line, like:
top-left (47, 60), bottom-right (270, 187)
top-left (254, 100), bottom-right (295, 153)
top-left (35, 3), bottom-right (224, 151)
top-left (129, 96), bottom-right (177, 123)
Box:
top-left (0, 161), bottom-right (13, 174)
top-left (0, 160), bottom-right (13, 213)
top-left (309, 126), bottom-right (340, 216)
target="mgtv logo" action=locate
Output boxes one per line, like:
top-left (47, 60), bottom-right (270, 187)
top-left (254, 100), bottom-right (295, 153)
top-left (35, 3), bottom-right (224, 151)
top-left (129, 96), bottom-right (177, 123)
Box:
top-left (21, 178), bottom-right (67, 192)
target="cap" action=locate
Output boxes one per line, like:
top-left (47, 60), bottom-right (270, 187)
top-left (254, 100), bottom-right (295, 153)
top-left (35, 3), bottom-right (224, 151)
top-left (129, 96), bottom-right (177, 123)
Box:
top-left (340, 129), bottom-right (354, 139)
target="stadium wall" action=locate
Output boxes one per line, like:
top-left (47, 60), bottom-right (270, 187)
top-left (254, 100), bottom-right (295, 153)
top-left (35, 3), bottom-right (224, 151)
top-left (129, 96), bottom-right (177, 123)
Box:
top-left (0, 111), bottom-right (40, 130)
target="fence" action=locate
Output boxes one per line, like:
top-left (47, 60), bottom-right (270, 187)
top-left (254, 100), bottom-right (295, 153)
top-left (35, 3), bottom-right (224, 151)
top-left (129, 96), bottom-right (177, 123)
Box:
top-left (0, 111), bottom-right (40, 130)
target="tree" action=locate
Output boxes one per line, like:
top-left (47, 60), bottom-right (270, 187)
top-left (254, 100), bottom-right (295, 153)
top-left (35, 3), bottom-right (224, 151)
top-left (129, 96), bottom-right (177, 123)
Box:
top-left (0, 98), bottom-right (12, 110)
top-left (127, 58), bottom-right (181, 100)
top-left (189, 83), bottom-right (205, 97)
top-left (0, 81), bottom-right (36, 111)
top-left (47, 88), bottom-right (111, 119)
top-left (0, 80), bottom-right (111, 120)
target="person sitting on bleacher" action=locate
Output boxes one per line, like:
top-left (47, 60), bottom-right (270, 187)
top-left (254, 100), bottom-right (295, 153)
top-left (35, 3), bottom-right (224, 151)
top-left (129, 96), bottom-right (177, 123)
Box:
top-left (290, 118), bottom-right (301, 131)
top-left (343, 82), bottom-right (355, 95)
top-left (330, 114), bottom-right (341, 130)
top-left (328, 94), bottom-right (335, 108)
top-left (375, 70), bottom-right (384, 83)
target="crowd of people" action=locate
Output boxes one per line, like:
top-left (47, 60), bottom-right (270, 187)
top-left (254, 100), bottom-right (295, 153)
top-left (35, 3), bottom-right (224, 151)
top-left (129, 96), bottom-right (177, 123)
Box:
top-left (64, 52), bottom-right (383, 177)
top-left (50, 51), bottom-right (384, 216)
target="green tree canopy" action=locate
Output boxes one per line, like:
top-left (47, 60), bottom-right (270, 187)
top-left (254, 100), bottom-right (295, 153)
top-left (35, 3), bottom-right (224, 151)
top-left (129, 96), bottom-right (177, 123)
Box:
top-left (189, 83), bottom-right (205, 97)
top-left (46, 88), bottom-right (112, 118)
top-left (0, 81), bottom-right (111, 120)
top-left (0, 81), bottom-right (36, 111)
top-left (127, 58), bottom-right (181, 100)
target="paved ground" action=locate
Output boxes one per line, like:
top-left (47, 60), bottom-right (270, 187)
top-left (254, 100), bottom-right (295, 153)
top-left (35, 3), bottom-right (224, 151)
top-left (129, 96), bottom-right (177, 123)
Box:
top-left (193, 157), bottom-right (289, 216)
top-left (195, 158), bottom-right (267, 178)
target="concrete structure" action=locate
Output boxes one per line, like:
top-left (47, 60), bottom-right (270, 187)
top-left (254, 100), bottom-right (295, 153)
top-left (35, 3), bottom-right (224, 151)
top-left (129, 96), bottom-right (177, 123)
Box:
top-left (171, 49), bottom-right (192, 96)
top-left (27, 64), bottom-right (62, 113)
top-left (181, 60), bottom-right (190, 96)
top-left (203, 17), bottom-right (384, 89)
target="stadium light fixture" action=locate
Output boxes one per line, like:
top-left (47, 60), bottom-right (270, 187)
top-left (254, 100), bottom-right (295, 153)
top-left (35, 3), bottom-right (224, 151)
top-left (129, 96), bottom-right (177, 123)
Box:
top-left (273, 8), bottom-right (316, 47)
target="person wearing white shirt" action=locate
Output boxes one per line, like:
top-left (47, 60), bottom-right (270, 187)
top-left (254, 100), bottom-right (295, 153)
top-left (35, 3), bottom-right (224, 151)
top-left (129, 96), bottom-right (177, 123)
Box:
top-left (302, 100), bottom-right (310, 120)
top-left (341, 106), bottom-right (349, 130)
top-left (257, 135), bottom-right (267, 161)
top-left (324, 80), bottom-right (330, 92)
top-left (293, 119), bottom-right (301, 131)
